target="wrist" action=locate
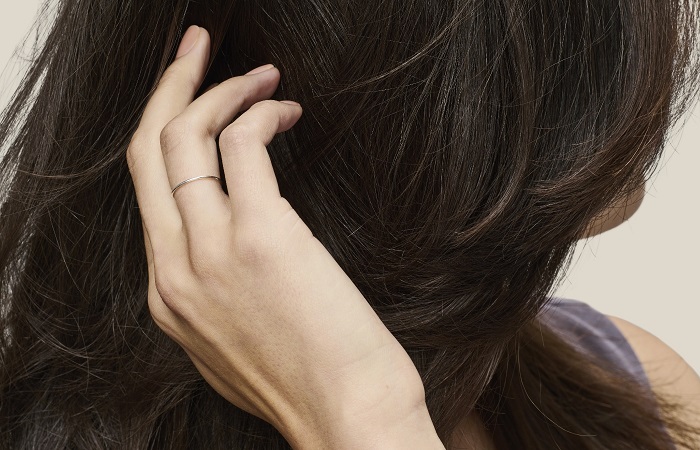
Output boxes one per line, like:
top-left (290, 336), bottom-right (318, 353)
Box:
top-left (281, 388), bottom-right (444, 450)
top-left (326, 350), bottom-right (443, 449)
top-left (276, 338), bottom-right (442, 449)
top-left (353, 400), bottom-right (445, 450)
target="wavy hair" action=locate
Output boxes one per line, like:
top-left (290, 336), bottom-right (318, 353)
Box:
top-left (1, 0), bottom-right (699, 448)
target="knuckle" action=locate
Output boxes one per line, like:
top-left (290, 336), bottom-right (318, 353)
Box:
top-left (126, 131), bottom-right (151, 171)
top-left (153, 264), bottom-right (188, 309)
top-left (147, 292), bottom-right (171, 328)
top-left (220, 122), bottom-right (255, 148)
top-left (250, 99), bottom-right (279, 111)
top-left (249, 100), bottom-right (282, 125)
top-left (188, 235), bottom-right (229, 279)
top-left (128, 129), bottom-right (150, 149)
top-left (160, 118), bottom-right (197, 150)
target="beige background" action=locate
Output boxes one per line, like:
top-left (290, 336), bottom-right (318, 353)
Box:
top-left (1, 3), bottom-right (698, 373)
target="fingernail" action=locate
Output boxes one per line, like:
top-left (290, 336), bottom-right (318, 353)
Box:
top-left (245, 64), bottom-right (275, 75)
top-left (176, 25), bottom-right (201, 59)
top-left (280, 100), bottom-right (301, 107)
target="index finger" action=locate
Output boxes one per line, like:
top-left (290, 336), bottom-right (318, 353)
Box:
top-left (127, 25), bottom-right (210, 240)
top-left (139, 26), bottom-right (211, 136)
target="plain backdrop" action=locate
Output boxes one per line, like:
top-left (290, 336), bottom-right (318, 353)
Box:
top-left (1, 3), bottom-right (698, 374)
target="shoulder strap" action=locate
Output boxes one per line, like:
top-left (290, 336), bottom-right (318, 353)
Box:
top-left (538, 297), bottom-right (651, 389)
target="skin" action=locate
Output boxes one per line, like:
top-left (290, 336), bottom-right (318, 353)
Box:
top-left (128, 24), bottom-right (698, 450)
top-left (608, 316), bottom-right (700, 450)
top-left (449, 318), bottom-right (700, 450)
top-left (127, 25), bottom-right (443, 449)
top-left (580, 183), bottom-right (646, 238)
top-left (449, 187), bottom-right (700, 449)
top-left (580, 182), bottom-right (699, 449)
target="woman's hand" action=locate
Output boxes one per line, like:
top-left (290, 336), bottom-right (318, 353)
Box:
top-left (126, 25), bottom-right (438, 449)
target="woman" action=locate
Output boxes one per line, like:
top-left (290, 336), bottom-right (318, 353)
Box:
top-left (1, 0), bottom-right (699, 448)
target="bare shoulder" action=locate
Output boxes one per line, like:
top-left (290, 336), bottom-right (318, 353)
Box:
top-left (605, 314), bottom-right (700, 429)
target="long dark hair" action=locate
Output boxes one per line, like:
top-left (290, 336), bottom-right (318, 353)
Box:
top-left (1, 0), bottom-right (699, 448)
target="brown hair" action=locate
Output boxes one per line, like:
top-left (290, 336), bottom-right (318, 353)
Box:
top-left (1, 0), bottom-right (699, 448)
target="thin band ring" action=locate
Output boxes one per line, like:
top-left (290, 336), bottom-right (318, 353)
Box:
top-left (171, 175), bottom-right (222, 196)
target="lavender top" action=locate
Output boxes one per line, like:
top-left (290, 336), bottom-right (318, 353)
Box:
top-left (539, 297), bottom-right (675, 448)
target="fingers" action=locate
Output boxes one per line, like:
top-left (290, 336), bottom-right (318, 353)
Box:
top-left (127, 25), bottom-right (211, 244)
top-left (139, 26), bottom-right (211, 136)
top-left (162, 66), bottom-right (282, 231)
top-left (177, 64), bottom-right (277, 140)
top-left (128, 23), bottom-right (303, 256)
top-left (219, 99), bottom-right (303, 223)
